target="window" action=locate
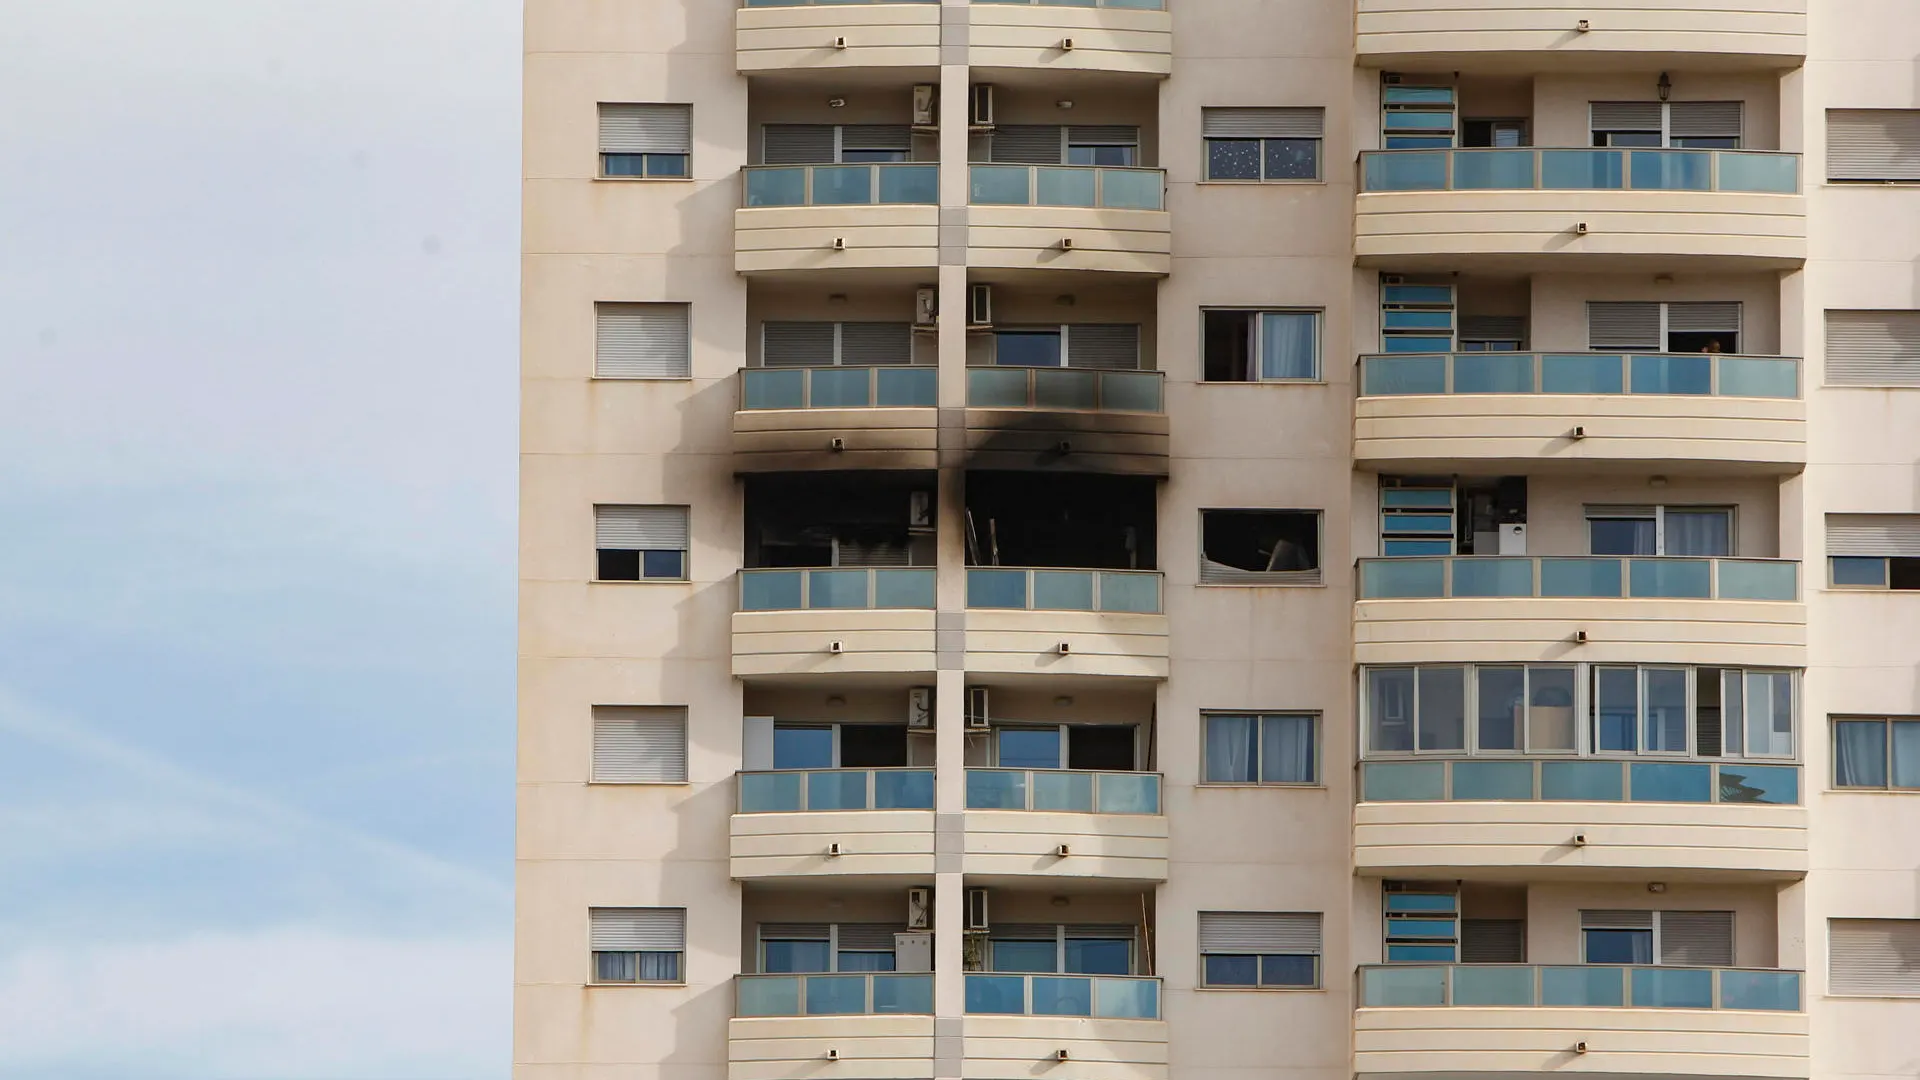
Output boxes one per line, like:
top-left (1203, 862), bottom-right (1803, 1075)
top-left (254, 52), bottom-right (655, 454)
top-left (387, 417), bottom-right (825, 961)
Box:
top-left (595, 505), bottom-right (689, 581)
top-left (591, 907), bottom-right (685, 983)
top-left (1587, 301), bottom-right (1742, 356)
top-left (1826, 311), bottom-right (1920, 386)
top-left (1380, 281), bottom-right (1455, 353)
top-left (990, 324), bottom-right (1139, 369)
top-left (1202, 309), bottom-right (1320, 381)
top-left (1202, 713), bottom-right (1318, 784)
top-left (596, 302), bottom-right (691, 379)
top-left (1380, 486), bottom-right (1455, 556)
top-left (762, 124), bottom-right (913, 164)
top-left (987, 925), bottom-right (1136, 974)
top-left (993, 724), bottom-right (1136, 770)
top-left (1198, 912), bottom-right (1321, 988)
top-left (1828, 514), bottom-right (1920, 589)
top-left (761, 322), bottom-right (915, 367)
top-left (1586, 505), bottom-right (1733, 557)
top-left (1827, 110), bottom-right (1920, 182)
top-left (599, 103), bottom-right (690, 177)
top-left (1832, 718), bottom-right (1920, 789)
top-left (1202, 107), bottom-right (1323, 181)
top-left (1382, 85), bottom-right (1455, 149)
top-left (592, 706), bottom-right (688, 783)
top-left (1200, 510), bottom-right (1321, 585)
top-left (1830, 919), bottom-right (1920, 995)
top-left (1458, 315), bottom-right (1526, 351)
top-left (1590, 101), bottom-right (1742, 149)
top-left (988, 125), bottom-right (1140, 165)
top-left (1383, 884), bottom-right (1458, 962)
top-left (758, 923), bottom-right (906, 973)
top-left (1462, 119), bottom-right (1528, 148)
top-left (770, 723), bottom-right (909, 769)
top-left (1580, 910), bottom-right (1733, 966)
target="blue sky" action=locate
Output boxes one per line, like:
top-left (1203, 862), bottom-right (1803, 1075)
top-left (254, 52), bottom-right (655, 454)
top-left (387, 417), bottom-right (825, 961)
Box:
top-left (0, 3), bottom-right (520, 1076)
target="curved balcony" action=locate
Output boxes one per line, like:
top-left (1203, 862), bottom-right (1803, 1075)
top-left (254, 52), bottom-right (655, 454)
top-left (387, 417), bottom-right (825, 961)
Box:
top-left (962, 368), bottom-right (1168, 476)
top-left (968, 0), bottom-right (1172, 79)
top-left (963, 769), bottom-right (1167, 882)
top-left (1354, 556), bottom-right (1805, 667)
top-left (737, 164), bottom-right (939, 277)
top-left (1355, 352), bottom-right (1805, 475)
top-left (732, 973), bottom-right (934, 1080)
top-left (731, 768), bottom-right (935, 879)
top-left (733, 568), bottom-right (937, 679)
top-left (968, 165), bottom-right (1170, 277)
top-left (964, 974), bottom-right (1167, 1080)
top-left (964, 568), bottom-right (1168, 679)
top-left (735, 367), bottom-right (939, 473)
top-left (1355, 149), bottom-right (1804, 272)
top-left (1355, 0), bottom-right (1805, 72)
top-left (737, 1), bottom-right (941, 76)
top-left (1356, 757), bottom-right (1805, 880)
top-left (1356, 964), bottom-right (1807, 1080)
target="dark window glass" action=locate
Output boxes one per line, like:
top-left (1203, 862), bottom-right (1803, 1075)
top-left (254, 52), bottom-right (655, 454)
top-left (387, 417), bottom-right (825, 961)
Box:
top-left (1261, 954), bottom-right (1318, 987)
top-left (1206, 139), bottom-right (1262, 180)
top-left (1204, 955), bottom-right (1259, 986)
top-left (1065, 938), bottom-right (1131, 975)
top-left (598, 549), bottom-right (642, 581)
top-left (994, 331), bottom-right (1063, 367)
top-left (773, 726), bottom-right (835, 769)
top-left (642, 549), bottom-right (685, 579)
top-left (1263, 139), bottom-right (1319, 179)
top-left (1584, 928), bottom-right (1653, 964)
top-left (839, 724), bottom-right (909, 768)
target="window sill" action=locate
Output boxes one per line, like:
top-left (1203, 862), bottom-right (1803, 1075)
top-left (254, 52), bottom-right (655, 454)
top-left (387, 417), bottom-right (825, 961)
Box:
top-left (1826, 787), bottom-right (1920, 795)
top-left (586, 780), bottom-right (693, 787)
top-left (1194, 984), bottom-right (1325, 993)
top-left (1193, 581), bottom-right (1329, 589)
top-left (1195, 782), bottom-right (1327, 791)
top-left (1196, 379), bottom-right (1329, 387)
top-left (588, 981), bottom-right (687, 988)
top-left (591, 578), bottom-right (692, 585)
top-left (595, 176), bottom-right (698, 183)
top-left (1196, 179), bottom-right (1328, 186)
top-left (589, 375), bottom-right (695, 382)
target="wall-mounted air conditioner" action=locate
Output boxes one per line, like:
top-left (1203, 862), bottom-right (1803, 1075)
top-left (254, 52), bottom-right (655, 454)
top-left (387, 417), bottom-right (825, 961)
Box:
top-left (914, 286), bottom-right (938, 329)
top-left (906, 886), bottom-right (932, 929)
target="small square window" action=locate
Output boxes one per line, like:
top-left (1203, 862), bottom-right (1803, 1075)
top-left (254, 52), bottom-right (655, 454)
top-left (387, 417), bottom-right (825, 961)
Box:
top-left (595, 506), bottom-right (690, 581)
top-left (1202, 713), bottom-right (1318, 784)
top-left (1200, 509), bottom-right (1321, 585)
top-left (1203, 310), bottom-right (1321, 382)
top-left (599, 103), bottom-right (691, 179)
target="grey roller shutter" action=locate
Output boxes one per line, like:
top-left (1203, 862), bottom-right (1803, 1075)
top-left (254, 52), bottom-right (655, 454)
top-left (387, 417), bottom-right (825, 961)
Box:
top-left (592, 706), bottom-right (688, 783)
top-left (836, 537), bottom-right (910, 566)
top-left (760, 923), bottom-right (831, 940)
top-left (1588, 302), bottom-right (1662, 350)
top-left (1669, 102), bottom-right (1743, 140)
top-left (1582, 909), bottom-right (1656, 929)
top-left (840, 125), bottom-right (912, 153)
top-left (600, 104), bottom-right (690, 154)
top-left (1202, 107), bottom-right (1324, 138)
top-left (838, 924), bottom-right (908, 950)
top-left (1068, 125), bottom-right (1139, 146)
top-left (592, 908), bottom-right (685, 950)
top-left (1067, 924), bottom-right (1138, 939)
top-left (1066, 324), bottom-right (1141, 370)
top-left (1591, 102), bottom-right (1664, 131)
top-left (1827, 310), bottom-right (1920, 386)
top-left (1198, 912), bottom-right (1322, 953)
top-left (1461, 919), bottom-right (1526, 964)
top-left (1827, 514), bottom-right (1920, 557)
top-left (1828, 110), bottom-right (1920, 182)
top-left (596, 506), bottom-right (689, 550)
top-left (1659, 911), bottom-right (1734, 966)
top-left (992, 923), bottom-right (1059, 941)
top-left (596, 303), bottom-right (690, 378)
top-left (1830, 919), bottom-right (1920, 995)
top-left (763, 124), bottom-right (835, 165)
top-left (762, 322), bottom-right (836, 367)
top-left (991, 125), bottom-right (1064, 164)
top-left (1459, 315), bottom-right (1525, 342)
top-left (1667, 302), bottom-right (1743, 334)
top-left (839, 322), bottom-right (913, 365)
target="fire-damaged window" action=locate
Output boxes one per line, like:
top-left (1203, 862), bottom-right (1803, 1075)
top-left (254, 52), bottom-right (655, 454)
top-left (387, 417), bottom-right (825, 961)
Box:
top-left (744, 472), bottom-right (937, 569)
top-left (964, 473), bottom-right (1158, 570)
top-left (1201, 510), bottom-right (1322, 586)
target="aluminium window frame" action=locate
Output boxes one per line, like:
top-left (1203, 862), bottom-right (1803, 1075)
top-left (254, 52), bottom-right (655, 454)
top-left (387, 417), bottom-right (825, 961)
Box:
top-left (1201, 135), bottom-right (1323, 182)
top-left (756, 923), bottom-right (899, 974)
top-left (986, 925), bottom-right (1141, 976)
top-left (1830, 716), bottom-right (1920, 790)
top-left (1583, 504), bottom-right (1738, 557)
top-left (1589, 102), bottom-right (1745, 150)
top-left (1579, 910), bottom-right (1736, 966)
top-left (1197, 711), bottom-right (1322, 786)
top-left (1199, 307), bottom-right (1325, 383)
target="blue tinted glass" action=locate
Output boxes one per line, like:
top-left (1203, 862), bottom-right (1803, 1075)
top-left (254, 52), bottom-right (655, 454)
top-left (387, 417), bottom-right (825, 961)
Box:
top-left (1362, 762), bottom-right (1445, 801)
top-left (738, 771), bottom-right (804, 812)
top-left (1382, 539), bottom-right (1455, 556)
top-left (1383, 512), bottom-right (1454, 533)
top-left (1383, 310), bottom-right (1454, 330)
top-left (995, 332), bottom-right (1063, 367)
top-left (1543, 966), bottom-right (1624, 1006)
top-left (1204, 955), bottom-right (1258, 986)
top-left (998, 728), bottom-right (1062, 769)
top-left (965, 974), bottom-right (1028, 1014)
top-left (966, 769), bottom-right (1025, 809)
top-left (1262, 955), bottom-right (1318, 987)
top-left (1384, 893), bottom-right (1457, 912)
top-left (1362, 355), bottom-right (1447, 394)
top-left (807, 770), bottom-right (868, 810)
top-left (1630, 150), bottom-right (1710, 191)
top-left (1032, 976), bottom-right (1094, 1016)
top-left (993, 941), bottom-right (1058, 973)
top-left (874, 770), bottom-right (935, 809)
top-left (741, 570), bottom-right (803, 611)
top-left (1630, 762), bottom-right (1712, 802)
top-left (1541, 760), bottom-right (1624, 801)
top-left (805, 975), bottom-right (868, 1015)
top-left (1540, 149), bottom-right (1624, 189)
top-left (872, 974), bottom-right (932, 1014)
top-left (1385, 944), bottom-right (1457, 962)
top-left (643, 550), bottom-right (685, 579)
top-left (1633, 967), bottom-right (1712, 1008)
top-left (1364, 151), bottom-right (1447, 191)
top-left (1066, 939), bottom-right (1131, 975)
top-left (1453, 760), bottom-right (1535, 800)
top-left (1390, 918), bottom-right (1458, 938)
top-left (967, 569), bottom-right (1029, 608)
top-left (1631, 354), bottom-right (1713, 395)
top-left (1584, 930), bottom-right (1652, 964)
top-left (762, 940), bottom-right (831, 974)
top-left (1381, 488), bottom-right (1454, 507)
top-left (1718, 764), bottom-right (1799, 804)
top-left (773, 727), bottom-right (834, 770)
top-left (1832, 557), bottom-right (1888, 586)
top-left (603, 154), bottom-right (647, 177)
top-left (1453, 353), bottom-right (1535, 393)
top-left (1542, 353), bottom-right (1625, 393)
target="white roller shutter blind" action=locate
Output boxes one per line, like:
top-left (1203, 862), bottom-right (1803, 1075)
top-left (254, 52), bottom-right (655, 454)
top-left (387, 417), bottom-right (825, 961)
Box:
top-left (1828, 110), bottom-right (1920, 182)
top-left (1659, 911), bottom-right (1734, 966)
top-left (1591, 101), bottom-right (1664, 131)
top-left (1669, 102), bottom-right (1743, 139)
top-left (1827, 310), bottom-right (1920, 386)
top-left (1203, 107), bottom-right (1324, 138)
top-left (592, 706), bottom-right (688, 783)
top-left (1197, 912), bottom-right (1322, 953)
top-left (1065, 324), bottom-right (1141, 370)
top-left (763, 124), bottom-right (835, 165)
top-left (1667, 302), bottom-right (1743, 334)
top-left (600, 104), bottom-right (690, 154)
top-left (762, 322), bottom-right (836, 367)
top-left (1461, 919), bottom-right (1526, 963)
top-left (596, 303), bottom-right (690, 378)
top-left (1827, 514), bottom-right (1920, 557)
top-left (840, 125), bottom-right (912, 153)
top-left (991, 125), bottom-right (1064, 164)
top-left (592, 908), bottom-right (686, 950)
top-left (1068, 125), bottom-right (1140, 146)
top-left (1830, 919), bottom-right (1920, 995)
top-left (1588, 302), bottom-right (1662, 349)
top-left (596, 506), bottom-right (689, 551)
top-left (838, 924), bottom-right (908, 950)
top-left (839, 322), bottom-right (913, 365)
top-left (1582, 909), bottom-right (1656, 929)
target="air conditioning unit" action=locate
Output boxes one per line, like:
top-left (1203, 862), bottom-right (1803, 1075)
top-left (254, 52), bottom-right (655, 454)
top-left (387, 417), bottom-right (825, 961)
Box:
top-left (967, 283), bottom-right (994, 328)
top-left (912, 84), bottom-right (938, 128)
top-left (965, 887), bottom-right (991, 931)
top-left (914, 285), bottom-right (938, 330)
top-left (969, 83), bottom-right (995, 128)
top-left (908, 687), bottom-right (933, 729)
top-left (966, 686), bottom-right (991, 729)
top-left (906, 886), bottom-right (932, 929)
top-left (908, 490), bottom-right (933, 529)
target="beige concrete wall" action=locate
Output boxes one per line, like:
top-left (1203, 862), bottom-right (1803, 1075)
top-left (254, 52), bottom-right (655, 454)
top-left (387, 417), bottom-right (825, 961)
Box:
top-left (963, 810), bottom-right (1170, 882)
top-left (967, 6), bottom-right (1174, 78)
top-left (1356, 0), bottom-right (1807, 69)
top-left (1355, 595), bottom-right (1807, 667)
top-left (734, 6), bottom-right (942, 76)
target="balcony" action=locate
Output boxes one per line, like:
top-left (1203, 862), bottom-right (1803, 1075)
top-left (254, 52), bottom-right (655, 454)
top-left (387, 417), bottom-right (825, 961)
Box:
top-left (732, 973), bottom-right (934, 1080)
top-left (1356, 758), bottom-right (1805, 880)
top-left (1355, 964), bottom-right (1807, 1080)
top-left (968, 165), bottom-right (1170, 277)
top-left (1354, 556), bottom-right (1806, 667)
top-left (1355, 149), bottom-right (1804, 272)
top-left (964, 568), bottom-right (1168, 679)
top-left (731, 768), bottom-right (935, 879)
top-left (737, 164), bottom-right (939, 277)
top-left (963, 769), bottom-right (1167, 882)
top-left (1355, 0), bottom-right (1805, 72)
top-left (736, 0), bottom-right (942, 76)
top-left (1355, 352), bottom-right (1806, 475)
top-left (735, 366), bottom-right (939, 473)
top-left (732, 568), bottom-right (937, 678)
top-left (962, 368), bottom-right (1168, 476)
top-left (964, 973), bottom-right (1167, 1080)
top-left (967, 0), bottom-right (1172, 79)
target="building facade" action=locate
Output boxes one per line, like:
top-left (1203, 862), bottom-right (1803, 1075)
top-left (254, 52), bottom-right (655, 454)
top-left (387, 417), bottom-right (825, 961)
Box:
top-left (518, 3), bottom-right (1920, 1080)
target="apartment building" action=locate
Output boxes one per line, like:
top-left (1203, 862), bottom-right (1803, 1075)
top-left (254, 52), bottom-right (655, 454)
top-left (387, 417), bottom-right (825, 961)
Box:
top-left (518, 2), bottom-right (1920, 1080)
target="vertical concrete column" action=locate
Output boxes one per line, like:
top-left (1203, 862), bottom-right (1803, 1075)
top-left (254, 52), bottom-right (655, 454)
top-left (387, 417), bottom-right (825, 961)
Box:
top-left (1776, 879), bottom-right (1808, 974)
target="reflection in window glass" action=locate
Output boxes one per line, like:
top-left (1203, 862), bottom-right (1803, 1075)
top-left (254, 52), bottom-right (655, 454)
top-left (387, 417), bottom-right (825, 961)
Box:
top-left (1476, 667), bottom-right (1524, 751)
top-left (1644, 668), bottom-right (1689, 752)
top-left (1584, 928), bottom-right (1654, 964)
top-left (1417, 667), bottom-right (1466, 751)
top-left (992, 940), bottom-right (1058, 973)
top-left (1369, 668), bottom-right (1415, 752)
top-left (1595, 667), bottom-right (1639, 752)
top-left (1065, 938), bottom-right (1131, 975)
top-left (773, 726), bottom-right (834, 769)
top-left (1745, 672), bottom-right (1794, 756)
top-left (998, 728), bottom-right (1063, 770)
top-left (1529, 667), bottom-right (1579, 752)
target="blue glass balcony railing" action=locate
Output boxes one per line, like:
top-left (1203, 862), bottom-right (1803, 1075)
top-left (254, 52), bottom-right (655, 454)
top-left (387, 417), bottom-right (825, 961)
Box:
top-left (966, 367), bottom-right (1165, 412)
top-left (969, 165), bottom-right (1166, 210)
top-left (747, 0), bottom-right (936, 5)
top-left (1359, 964), bottom-right (1801, 1011)
top-left (1359, 148), bottom-right (1800, 195)
top-left (744, 163), bottom-right (939, 208)
top-left (1360, 757), bottom-right (1800, 806)
top-left (737, 768), bottom-right (936, 812)
top-left (736, 973), bottom-right (934, 1017)
top-left (965, 567), bottom-right (1163, 613)
top-left (1359, 352), bottom-right (1801, 399)
top-left (742, 366), bottom-right (937, 410)
top-left (740, 567), bottom-right (936, 611)
top-left (965, 769), bottom-right (1162, 813)
top-left (1356, 556), bottom-right (1799, 602)
top-left (964, 973), bottom-right (1161, 1018)
top-left (974, 0), bottom-right (1165, 7)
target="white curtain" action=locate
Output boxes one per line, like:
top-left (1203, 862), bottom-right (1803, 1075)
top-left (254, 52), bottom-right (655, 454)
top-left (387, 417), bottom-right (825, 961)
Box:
top-left (1205, 715), bottom-right (1257, 782)
top-left (1260, 312), bottom-right (1318, 379)
top-left (1261, 715), bottom-right (1316, 783)
top-left (1664, 510), bottom-right (1731, 556)
top-left (1833, 721), bottom-right (1886, 787)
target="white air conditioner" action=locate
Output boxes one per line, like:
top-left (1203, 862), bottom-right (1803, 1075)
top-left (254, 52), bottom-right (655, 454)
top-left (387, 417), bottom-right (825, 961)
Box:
top-left (912, 84), bottom-right (938, 128)
top-left (908, 490), bottom-right (933, 529)
top-left (969, 83), bottom-right (995, 128)
top-left (965, 887), bottom-right (990, 931)
top-left (968, 283), bottom-right (993, 328)
top-left (914, 285), bottom-right (938, 329)
top-left (908, 687), bottom-right (933, 729)
top-left (906, 886), bottom-right (932, 929)
top-left (965, 686), bottom-right (991, 730)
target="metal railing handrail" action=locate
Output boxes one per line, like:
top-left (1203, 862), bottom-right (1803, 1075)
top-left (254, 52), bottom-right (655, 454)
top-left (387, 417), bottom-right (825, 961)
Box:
top-left (1356, 963), bottom-right (1803, 1011)
top-left (965, 367), bottom-right (1166, 412)
top-left (738, 566), bottom-right (937, 611)
top-left (1354, 555), bottom-right (1801, 602)
top-left (1356, 146), bottom-right (1802, 195)
top-left (967, 163), bottom-right (1169, 210)
top-left (962, 972), bottom-right (1164, 1019)
top-left (1357, 757), bottom-right (1802, 806)
top-left (740, 365), bottom-right (938, 410)
top-left (964, 767), bottom-right (1165, 814)
top-left (1356, 351), bottom-right (1803, 399)
top-left (963, 566), bottom-right (1165, 613)
top-left (736, 767), bottom-right (937, 813)
top-left (735, 971), bottom-right (936, 1017)
top-left (742, 162), bottom-right (939, 208)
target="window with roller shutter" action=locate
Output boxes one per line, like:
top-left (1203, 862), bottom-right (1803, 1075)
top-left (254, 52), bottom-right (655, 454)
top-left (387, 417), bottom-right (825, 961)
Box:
top-left (1590, 101), bottom-right (1742, 149)
top-left (596, 303), bottom-right (691, 379)
top-left (1587, 301), bottom-right (1741, 354)
top-left (592, 707), bottom-right (688, 783)
top-left (1827, 110), bottom-right (1920, 182)
top-left (761, 322), bottom-right (915, 367)
top-left (762, 124), bottom-right (914, 165)
top-left (599, 104), bottom-right (691, 177)
top-left (591, 908), bottom-right (685, 983)
top-left (595, 505), bottom-right (689, 581)
top-left (1830, 919), bottom-right (1920, 995)
top-left (1202, 107), bottom-right (1323, 181)
top-left (1198, 911), bottom-right (1321, 988)
top-left (1826, 310), bottom-right (1920, 386)
top-left (1580, 909), bottom-right (1733, 965)
top-left (1827, 513), bottom-right (1920, 590)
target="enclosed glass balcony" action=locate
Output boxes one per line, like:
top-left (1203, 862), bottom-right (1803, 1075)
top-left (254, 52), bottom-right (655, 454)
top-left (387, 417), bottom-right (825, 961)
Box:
top-left (742, 366), bottom-right (938, 410)
top-left (738, 768), bottom-right (937, 812)
top-left (1360, 352), bottom-right (1800, 399)
top-left (744, 163), bottom-right (939, 208)
top-left (963, 973), bottom-right (1161, 1018)
top-left (736, 973), bottom-right (935, 1017)
top-left (969, 165), bottom-right (1166, 210)
top-left (1359, 149), bottom-right (1799, 195)
top-left (740, 567), bottom-right (937, 611)
top-left (965, 769), bottom-right (1161, 813)
top-left (965, 568), bottom-right (1162, 613)
top-left (1360, 758), bottom-right (1799, 805)
top-left (967, 368), bottom-right (1164, 412)
top-left (1357, 556), bottom-right (1799, 602)
top-left (1359, 964), bottom-right (1801, 1011)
